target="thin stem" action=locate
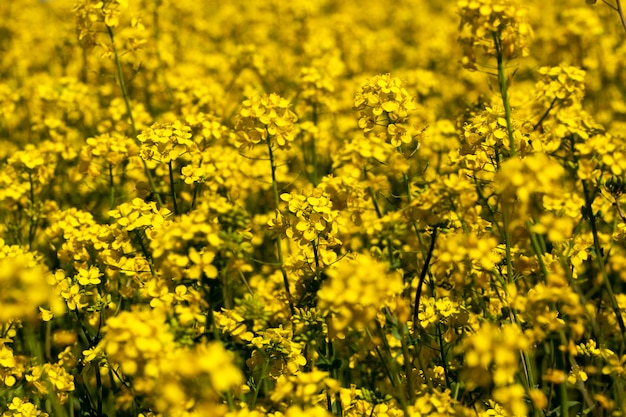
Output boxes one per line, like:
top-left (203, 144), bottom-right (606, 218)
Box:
top-left (95, 365), bottom-right (103, 417)
top-left (614, 195), bottom-right (626, 222)
top-left (399, 325), bottom-right (416, 403)
top-left (249, 358), bottom-right (269, 409)
top-left (582, 180), bottom-right (626, 349)
top-left (559, 348), bottom-right (570, 417)
top-left (27, 172), bottom-right (37, 249)
top-left (302, 101), bottom-right (321, 185)
top-left (558, 331), bottom-right (597, 411)
top-left (325, 338), bottom-right (344, 415)
top-left (168, 160), bottom-right (179, 215)
top-left (616, 0), bottom-right (626, 32)
top-left (434, 313), bottom-right (451, 387)
top-left (106, 25), bottom-right (163, 207)
top-left (312, 238), bottom-right (321, 282)
top-left (502, 204), bottom-right (515, 286)
top-left (365, 169), bottom-right (397, 267)
top-left (45, 320), bottom-right (52, 362)
top-left (106, 26), bottom-right (135, 136)
top-left (191, 179), bottom-right (202, 210)
top-left (364, 326), bottom-right (396, 388)
top-left (533, 97), bottom-right (558, 131)
top-left (365, 325), bottom-right (412, 416)
top-left (493, 31), bottom-right (516, 157)
top-left (108, 163), bottom-right (115, 209)
top-left (133, 229), bottom-right (155, 276)
top-left (413, 227), bottom-right (438, 338)
top-left (266, 139), bottom-right (295, 316)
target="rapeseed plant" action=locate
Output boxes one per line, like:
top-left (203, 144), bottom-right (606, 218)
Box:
top-left (3, 0), bottom-right (626, 416)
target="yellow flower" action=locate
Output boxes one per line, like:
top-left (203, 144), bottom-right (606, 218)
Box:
top-left (75, 265), bottom-right (102, 286)
top-left (235, 93), bottom-right (298, 150)
top-left (3, 397), bottom-right (49, 417)
top-left (458, 0), bottom-right (532, 70)
top-left (317, 253), bottom-right (403, 339)
top-left (283, 405), bottom-right (334, 417)
top-left (354, 73), bottom-right (419, 148)
top-left (0, 245), bottom-right (65, 323)
top-left (137, 120), bottom-right (197, 164)
top-left (39, 307), bottom-right (54, 322)
top-left (270, 370), bottom-right (340, 405)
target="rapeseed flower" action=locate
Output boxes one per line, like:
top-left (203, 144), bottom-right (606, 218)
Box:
top-left (317, 253), bottom-right (403, 339)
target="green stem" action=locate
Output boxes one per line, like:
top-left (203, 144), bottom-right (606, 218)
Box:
top-left (168, 160), bottom-right (179, 215)
top-left (364, 326), bottom-right (396, 388)
top-left (27, 172), bottom-right (37, 250)
top-left (365, 170), bottom-right (396, 267)
top-left (266, 139), bottom-right (295, 316)
top-left (559, 359), bottom-right (569, 417)
top-left (108, 163), bottom-right (115, 209)
top-left (533, 97), bottom-right (558, 132)
top-left (106, 25), bottom-right (163, 207)
top-left (45, 320), bottom-right (52, 362)
top-left (95, 364), bottom-right (103, 417)
top-left (249, 358), bottom-right (269, 409)
top-left (325, 339), bottom-right (344, 415)
top-left (106, 26), bottom-right (136, 136)
top-left (435, 319), bottom-right (451, 388)
top-left (191, 181), bottom-right (202, 210)
top-left (310, 102), bottom-right (319, 185)
top-left (312, 238), bottom-right (321, 282)
top-left (529, 222), bottom-right (596, 413)
top-left (616, 0), bottom-right (626, 33)
top-left (399, 325), bottom-right (416, 403)
top-left (225, 391), bottom-right (235, 411)
top-left (502, 203), bottom-right (515, 286)
top-left (365, 324), bottom-right (411, 417)
top-left (582, 180), bottom-right (626, 349)
top-left (133, 229), bottom-right (154, 276)
top-left (493, 31), bottom-right (516, 157)
top-left (412, 227), bottom-right (438, 338)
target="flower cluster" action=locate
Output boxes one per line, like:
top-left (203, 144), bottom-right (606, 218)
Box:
top-left (534, 65), bottom-right (586, 108)
top-left (459, 322), bottom-right (530, 415)
top-left (457, 0), bottom-right (532, 69)
top-left (98, 308), bottom-right (175, 377)
top-left (147, 201), bottom-right (222, 281)
top-left (353, 73), bottom-right (418, 147)
top-left (0, 243), bottom-right (64, 323)
top-left (27, 362), bottom-right (75, 405)
top-left (317, 253), bottom-right (403, 339)
top-left (109, 197), bottom-right (171, 232)
top-left (298, 67), bottom-right (336, 109)
top-left (2, 398), bottom-right (49, 417)
top-left (137, 120), bottom-right (196, 164)
top-left (97, 307), bottom-right (243, 414)
top-left (79, 132), bottom-right (139, 177)
top-left (431, 230), bottom-right (502, 289)
top-left (278, 187), bottom-right (341, 246)
top-left (406, 388), bottom-right (470, 416)
top-left (247, 327), bottom-right (307, 377)
top-left (495, 152), bottom-right (566, 226)
top-left (235, 93), bottom-right (299, 150)
top-left (271, 370), bottom-right (340, 407)
top-left (459, 105), bottom-right (531, 162)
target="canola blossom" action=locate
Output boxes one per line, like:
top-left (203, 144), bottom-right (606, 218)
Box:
top-left (1, 0), bottom-right (626, 416)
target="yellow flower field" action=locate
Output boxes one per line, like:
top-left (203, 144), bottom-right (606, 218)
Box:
top-left (1, 0), bottom-right (626, 415)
